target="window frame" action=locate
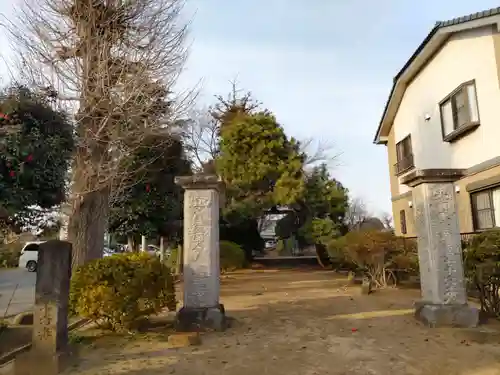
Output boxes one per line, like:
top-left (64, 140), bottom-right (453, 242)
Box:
top-left (471, 188), bottom-right (498, 231)
top-left (439, 80), bottom-right (480, 143)
top-left (394, 135), bottom-right (414, 176)
top-left (22, 243), bottom-right (40, 252)
top-left (399, 209), bottom-right (407, 235)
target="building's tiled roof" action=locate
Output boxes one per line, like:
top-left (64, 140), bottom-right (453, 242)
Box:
top-left (436, 7), bottom-right (500, 27)
top-left (374, 7), bottom-right (500, 143)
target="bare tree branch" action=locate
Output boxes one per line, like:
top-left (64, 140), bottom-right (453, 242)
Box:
top-left (345, 197), bottom-right (370, 231)
top-left (299, 137), bottom-right (342, 169)
top-left (183, 107), bottom-right (219, 172)
top-left (7, 0), bottom-right (195, 265)
top-left (380, 212), bottom-right (394, 231)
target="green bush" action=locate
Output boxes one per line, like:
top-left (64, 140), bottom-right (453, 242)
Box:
top-left (220, 240), bottom-right (245, 272)
top-left (166, 247), bottom-right (178, 269)
top-left (327, 231), bottom-right (418, 287)
top-left (326, 236), bottom-right (354, 270)
top-left (167, 242), bottom-right (246, 273)
top-left (0, 242), bottom-right (23, 268)
top-left (276, 239), bottom-right (285, 254)
top-left (463, 230), bottom-right (500, 319)
top-left (69, 252), bottom-right (176, 331)
top-left (299, 218), bottom-right (339, 246)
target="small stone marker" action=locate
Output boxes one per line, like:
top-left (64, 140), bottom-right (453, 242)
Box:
top-left (174, 174), bottom-right (227, 332)
top-left (14, 240), bottom-right (72, 375)
top-left (404, 172), bottom-right (479, 328)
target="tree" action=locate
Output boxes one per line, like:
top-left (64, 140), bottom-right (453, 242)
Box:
top-left (109, 134), bottom-right (191, 247)
top-left (184, 109), bottom-right (219, 171)
top-left (275, 163), bottom-right (348, 245)
top-left (302, 164), bottom-right (348, 222)
top-left (359, 217), bottom-right (385, 231)
top-left (10, 0), bottom-right (191, 265)
top-left (0, 84), bottom-right (73, 231)
top-left (380, 212), bottom-right (394, 231)
top-left (185, 82), bottom-right (260, 172)
top-left (345, 197), bottom-right (370, 231)
top-left (217, 111), bottom-right (305, 221)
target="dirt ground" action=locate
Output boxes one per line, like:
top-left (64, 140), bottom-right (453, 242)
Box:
top-left (61, 269), bottom-right (500, 375)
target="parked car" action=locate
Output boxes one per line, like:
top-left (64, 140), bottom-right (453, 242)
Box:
top-left (265, 240), bottom-right (277, 249)
top-left (18, 242), bottom-right (45, 272)
top-left (19, 243), bottom-right (121, 272)
top-left (103, 246), bottom-right (116, 257)
top-left (147, 244), bottom-right (159, 255)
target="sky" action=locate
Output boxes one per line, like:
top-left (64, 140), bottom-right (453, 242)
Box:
top-left (1, 0), bottom-right (500, 216)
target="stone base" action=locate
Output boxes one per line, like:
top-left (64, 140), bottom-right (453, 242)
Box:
top-left (14, 351), bottom-right (69, 375)
top-left (167, 332), bottom-right (202, 347)
top-left (176, 304), bottom-right (227, 332)
top-left (414, 301), bottom-right (479, 328)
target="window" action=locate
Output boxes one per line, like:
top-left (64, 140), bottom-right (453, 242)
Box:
top-left (400, 209), bottom-right (407, 234)
top-left (471, 187), bottom-right (500, 230)
top-left (440, 80), bottom-right (480, 142)
top-left (22, 244), bottom-right (39, 252)
top-left (394, 135), bottom-right (414, 175)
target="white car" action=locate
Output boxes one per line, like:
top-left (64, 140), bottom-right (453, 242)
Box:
top-left (18, 242), bottom-right (45, 272)
top-left (19, 243), bottom-right (119, 272)
top-left (265, 240), bottom-right (277, 248)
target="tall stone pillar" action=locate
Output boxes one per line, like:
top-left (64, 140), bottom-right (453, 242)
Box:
top-left (174, 174), bottom-right (226, 331)
top-left (402, 170), bottom-right (478, 327)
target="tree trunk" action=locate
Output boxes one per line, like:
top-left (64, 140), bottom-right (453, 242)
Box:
top-left (176, 244), bottom-right (183, 275)
top-left (141, 235), bottom-right (147, 252)
top-left (127, 235), bottom-right (134, 252)
top-left (159, 236), bottom-right (165, 263)
top-left (68, 188), bottom-right (109, 268)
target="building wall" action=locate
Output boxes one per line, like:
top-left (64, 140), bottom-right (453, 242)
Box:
top-left (391, 26), bottom-right (500, 194)
top-left (390, 162), bottom-right (500, 236)
top-left (386, 126), bottom-right (400, 198)
top-left (455, 162), bottom-right (500, 233)
top-left (391, 193), bottom-right (416, 237)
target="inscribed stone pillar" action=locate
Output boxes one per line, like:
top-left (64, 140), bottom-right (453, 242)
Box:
top-left (174, 174), bottom-right (226, 331)
top-left (14, 240), bottom-right (72, 375)
top-left (403, 170), bottom-right (478, 328)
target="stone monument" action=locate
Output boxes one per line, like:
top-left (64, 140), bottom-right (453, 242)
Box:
top-left (14, 240), bottom-right (72, 375)
top-left (402, 170), bottom-right (478, 327)
top-left (174, 174), bottom-right (226, 331)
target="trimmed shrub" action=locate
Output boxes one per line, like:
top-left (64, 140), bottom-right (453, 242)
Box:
top-left (220, 218), bottom-right (264, 261)
top-left (326, 236), bottom-right (354, 271)
top-left (275, 239), bottom-right (285, 254)
top-left (69, 252), bottom-right (176, 331)
top-left (327, 231), bottom-right (418, 288)
top-left (463, 230), bottom-right (500, 319)
top-left (220, 240), bottom-right (245, 272)
top-left (167, 242), bottom-right (245, 273)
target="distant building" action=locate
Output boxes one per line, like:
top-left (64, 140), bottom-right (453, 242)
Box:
top-left (259, 206), bottom-right (291, 239)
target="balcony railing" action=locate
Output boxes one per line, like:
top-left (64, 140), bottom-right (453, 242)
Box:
top-left (394, 153), bottom-right (414, 175)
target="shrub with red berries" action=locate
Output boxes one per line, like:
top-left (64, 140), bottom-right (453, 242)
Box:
top-left (0, 85), bottom-right (74, 225)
